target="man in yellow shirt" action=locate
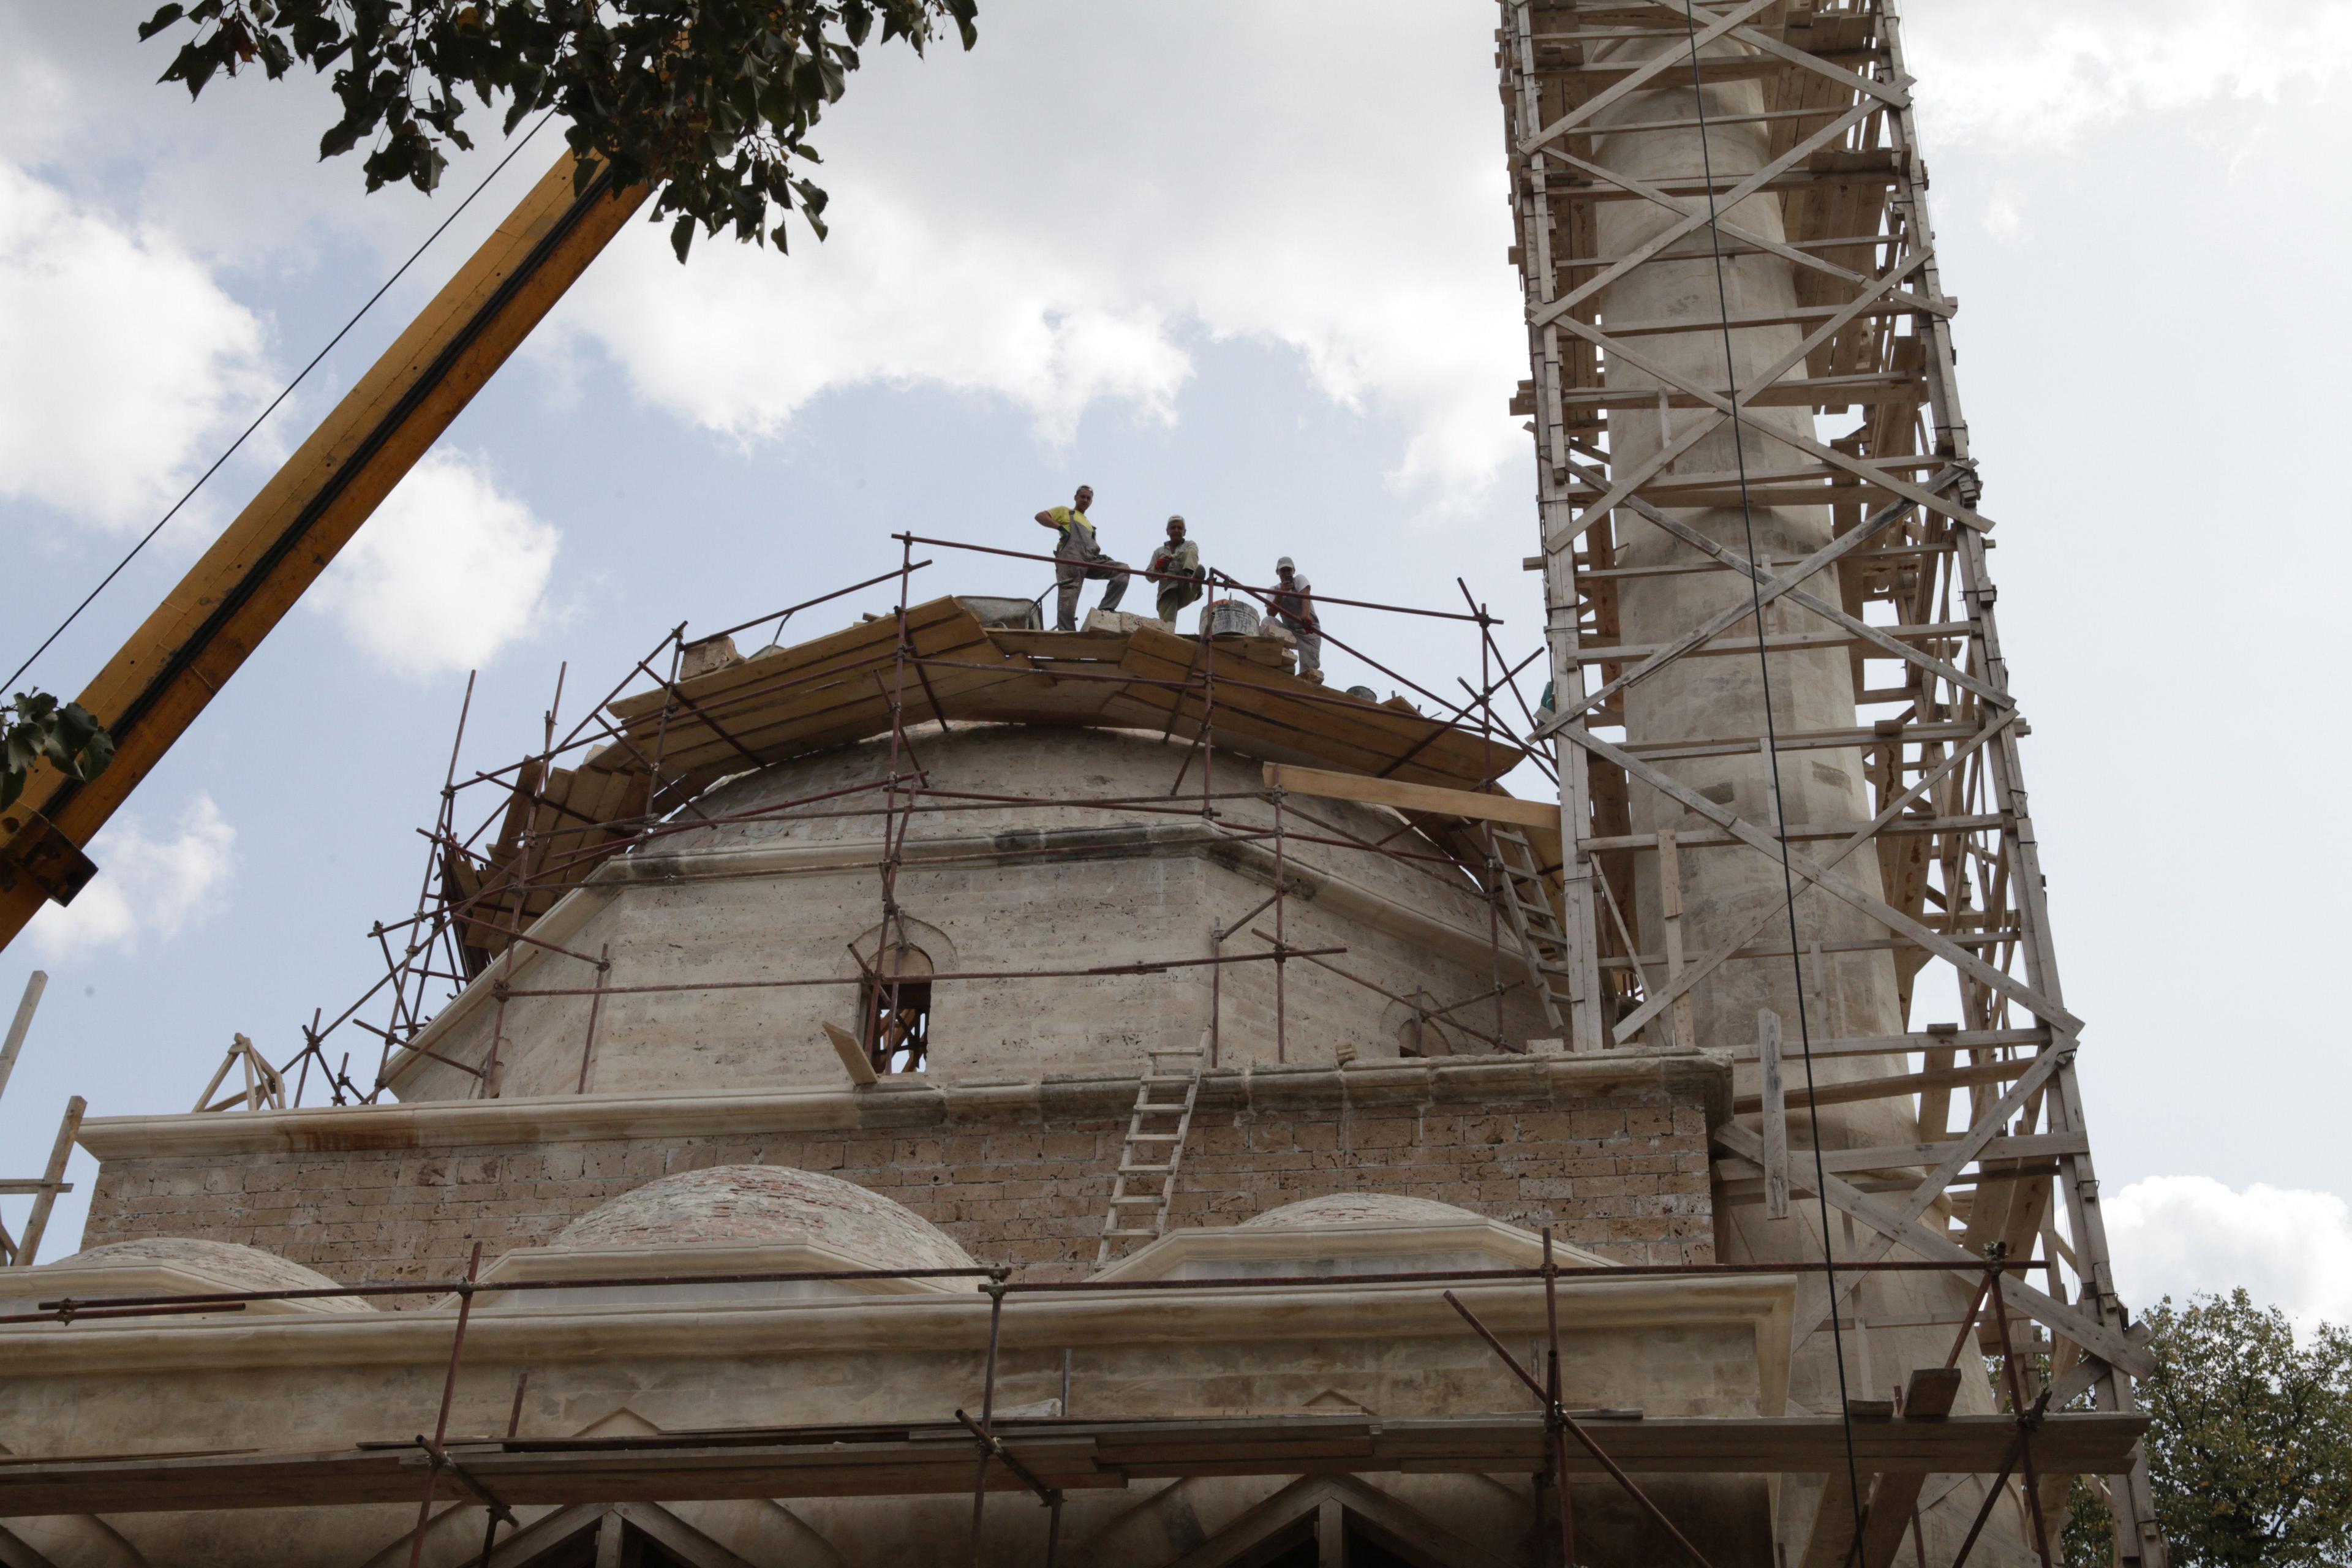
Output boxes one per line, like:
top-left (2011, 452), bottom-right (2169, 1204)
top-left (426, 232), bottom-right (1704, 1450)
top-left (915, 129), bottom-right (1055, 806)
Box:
top-left (1034, 484), bottom-right (1131, 631)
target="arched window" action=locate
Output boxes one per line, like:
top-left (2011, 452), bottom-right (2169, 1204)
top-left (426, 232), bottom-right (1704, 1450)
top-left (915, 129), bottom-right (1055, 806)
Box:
top-left (1384, 990), bottom-right (1455, 1059)
top-left (859, 945), bottom-right (933, 1075)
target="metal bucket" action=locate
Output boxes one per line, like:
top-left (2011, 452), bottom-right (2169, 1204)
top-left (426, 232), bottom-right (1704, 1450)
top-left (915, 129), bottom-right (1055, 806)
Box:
top-left (1201, 599), bottom-right (1261, 639)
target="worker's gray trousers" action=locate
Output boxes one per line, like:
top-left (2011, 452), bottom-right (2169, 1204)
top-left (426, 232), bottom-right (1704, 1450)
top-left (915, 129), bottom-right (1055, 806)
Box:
top-left (1156, 581), bottom-right (1205, 627)
top-left (1055, 546), bottom-right (1129, 630)
top-left (1289, 628), bottom-right (1322, 678)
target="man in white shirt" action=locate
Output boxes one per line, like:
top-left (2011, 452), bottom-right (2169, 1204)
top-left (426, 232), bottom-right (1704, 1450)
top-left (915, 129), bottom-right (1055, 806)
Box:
top-left (1271, 556), bottom-right (1322, 683)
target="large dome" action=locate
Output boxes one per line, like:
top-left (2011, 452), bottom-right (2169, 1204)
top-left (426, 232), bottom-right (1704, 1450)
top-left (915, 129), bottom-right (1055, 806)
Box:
top-left (552, 1164), bottom-right (974, 1272)
top-left (386, 722), bottom-right (1552, 1102)
top-left (40, 1237), bottom-right (372, 1311)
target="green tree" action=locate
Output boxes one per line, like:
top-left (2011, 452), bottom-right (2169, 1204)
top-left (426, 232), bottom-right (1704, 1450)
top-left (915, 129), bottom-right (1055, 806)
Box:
top-left (2, 692), bottom-right (114, 811)
top-left (2072, 1291), bottom-right (2352, 1568)
top-left (131, 0), bottom-right (977, 260)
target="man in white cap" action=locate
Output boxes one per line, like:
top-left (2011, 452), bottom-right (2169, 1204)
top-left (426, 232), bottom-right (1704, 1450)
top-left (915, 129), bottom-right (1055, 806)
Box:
top-left (1271, 556), bottom-right (1322, 683)
top-left (1145, 515), bottom-right (1205, 627)
top-left (1033, 484), bottom-right (1130, 630)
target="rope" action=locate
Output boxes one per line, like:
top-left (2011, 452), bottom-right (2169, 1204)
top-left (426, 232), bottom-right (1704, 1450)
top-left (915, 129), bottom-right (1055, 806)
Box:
top-left (4, 111), bottom-right (557, 695)
top-left (1673, 0), bottom-right (1870, 1551)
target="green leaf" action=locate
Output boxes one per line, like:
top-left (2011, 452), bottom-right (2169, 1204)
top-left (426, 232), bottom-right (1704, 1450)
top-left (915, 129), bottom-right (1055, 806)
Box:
top-left (131, 0), bottom-right (982, 262)
top-left (137, 3), bottom-right (187, 42)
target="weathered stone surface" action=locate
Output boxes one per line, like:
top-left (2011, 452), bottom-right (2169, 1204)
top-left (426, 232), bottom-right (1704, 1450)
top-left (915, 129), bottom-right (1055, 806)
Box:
top-left (551, 1163), bottom-right (974, 1270)
top-left (13, 1237), bottom-right (375, 1314)
top-left (383, 729), bottom-right (1553, 1102)
top-left (1237, 1193), bottom-right (1483, 1230)
top-left (80, 1054), bottom-right (1724, 1293)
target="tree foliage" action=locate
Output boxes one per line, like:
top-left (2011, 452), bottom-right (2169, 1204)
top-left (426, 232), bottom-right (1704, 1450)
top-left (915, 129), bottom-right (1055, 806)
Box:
top-left (2, 692), bottom-right (115, 811)
top-left (2119, 1291), bottom-right (2352, 1568)
top-left (132, 0), bottom-right (978, 260)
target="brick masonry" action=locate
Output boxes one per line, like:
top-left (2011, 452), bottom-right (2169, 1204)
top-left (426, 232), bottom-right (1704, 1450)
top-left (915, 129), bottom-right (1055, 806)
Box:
top-left (77, 1054), bottom-right (1727, 1298)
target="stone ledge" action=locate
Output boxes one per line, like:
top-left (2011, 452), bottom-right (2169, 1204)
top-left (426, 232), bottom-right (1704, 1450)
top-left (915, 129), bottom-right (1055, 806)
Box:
top-left (80, 1051), bottom-right (1730, 1161)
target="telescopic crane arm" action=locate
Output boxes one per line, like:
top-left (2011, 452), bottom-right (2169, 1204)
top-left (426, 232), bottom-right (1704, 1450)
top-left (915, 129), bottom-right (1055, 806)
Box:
top-left (0, 153), bottom-right (649, 955)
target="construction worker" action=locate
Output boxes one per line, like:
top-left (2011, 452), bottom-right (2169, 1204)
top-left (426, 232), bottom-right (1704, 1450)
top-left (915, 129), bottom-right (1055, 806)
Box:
top-left (1271, 556), bottom-right (1322, 684)
top-left (1145, 514), bottom-right (1206, 627)
top-left (1034, 484), bottom-right (1129, 631)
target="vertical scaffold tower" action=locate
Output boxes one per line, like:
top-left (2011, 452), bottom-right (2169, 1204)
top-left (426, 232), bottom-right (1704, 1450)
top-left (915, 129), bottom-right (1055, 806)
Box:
top-left (1499, 4), bottom-right (2169, 1566)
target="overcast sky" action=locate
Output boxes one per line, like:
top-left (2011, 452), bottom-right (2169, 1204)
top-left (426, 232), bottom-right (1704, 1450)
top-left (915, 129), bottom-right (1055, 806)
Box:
top-left (4, 1), bottom-right (2348, 1325)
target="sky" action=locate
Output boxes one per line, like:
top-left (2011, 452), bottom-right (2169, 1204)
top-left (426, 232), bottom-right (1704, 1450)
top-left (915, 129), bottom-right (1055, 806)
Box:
top-left (2, 1), bottom-right (2349, 1329)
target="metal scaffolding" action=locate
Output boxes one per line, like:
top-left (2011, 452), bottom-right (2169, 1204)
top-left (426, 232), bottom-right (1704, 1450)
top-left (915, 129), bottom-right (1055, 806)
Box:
top-left (0, 1251), bottom-right (2143, 1568)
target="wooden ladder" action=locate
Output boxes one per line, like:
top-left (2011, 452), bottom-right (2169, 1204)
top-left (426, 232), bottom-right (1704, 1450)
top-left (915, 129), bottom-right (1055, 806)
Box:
top-left (1095, 1040), bottom-right (1208, 1268)
top-left (1490, 826), bottom-right (1577, 1035)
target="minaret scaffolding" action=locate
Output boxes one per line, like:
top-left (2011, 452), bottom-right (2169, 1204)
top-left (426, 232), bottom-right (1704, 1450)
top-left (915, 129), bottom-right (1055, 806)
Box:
top-left (1500, 4), bottom-right (2168, 1567)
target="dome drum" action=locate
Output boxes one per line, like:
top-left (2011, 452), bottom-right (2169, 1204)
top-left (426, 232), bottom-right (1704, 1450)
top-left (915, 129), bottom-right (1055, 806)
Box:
top-left (389, 726), bottom-right (1555, 1103)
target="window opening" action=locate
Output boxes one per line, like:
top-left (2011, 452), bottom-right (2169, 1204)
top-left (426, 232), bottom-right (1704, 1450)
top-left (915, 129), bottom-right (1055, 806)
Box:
top-left (859, 945), bottom-right (933, 1075)
top-left (1394, 988), bottom-right (1447, 1058)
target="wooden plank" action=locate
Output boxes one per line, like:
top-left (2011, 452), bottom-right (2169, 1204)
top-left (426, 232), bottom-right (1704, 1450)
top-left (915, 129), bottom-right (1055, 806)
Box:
top-left (1798, 1464), bottom-right (1861, 1568)
top-left (1714, 1120), bottom-right (2149, 1376)
top-left (1714, 1131), bottom-right (2091, 1183)
top-left (1564, 724), bottom-right (2081, 1039)
top-left (823, 1023), bottom-right (877, 1088)
top-left (984, 630), bottom-right (1134, 661)
top-left (629, 614), bottom-right (1006, 767)
top-left (1127, 623), bottom-right (1513, 782)
top-left (13, 1098), bottom-right (84, 1266)
top-left (0, 971), bottom-right (45, 1105)
top-left (1760, 1009), bottom-right (1789, 1220)
top-left (642, 650), bottom-right (1030, 777)
top-left (1855, 1368), bottom-right (1963, 1568)
top-left (1733, 1054), bottom-right (2040, 1117)
top-left (1659, 831), bottom-right (1693, 1050)
top-left (1261, 764), bottom-right (1556, 832)
top-left (606, 599), bottom-right (974, 724)
top-left (613, 1501), bottom-right (764, 1568)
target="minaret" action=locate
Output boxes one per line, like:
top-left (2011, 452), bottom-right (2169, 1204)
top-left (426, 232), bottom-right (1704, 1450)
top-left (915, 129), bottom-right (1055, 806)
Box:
top-left (1501, 4), bottom-right (2168, 1565)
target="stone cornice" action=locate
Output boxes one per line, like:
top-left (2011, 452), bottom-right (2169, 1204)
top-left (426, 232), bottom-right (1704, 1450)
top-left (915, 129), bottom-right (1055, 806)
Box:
top-left (79, 1052), bottom-right (1732, 1160)
top-left (0, 1271), bottom-right (1792, 1384)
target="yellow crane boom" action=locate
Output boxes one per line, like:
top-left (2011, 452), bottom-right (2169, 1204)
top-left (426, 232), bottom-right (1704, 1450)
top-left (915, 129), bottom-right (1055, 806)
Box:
top-left (0, 153), bottom-right (649, 953)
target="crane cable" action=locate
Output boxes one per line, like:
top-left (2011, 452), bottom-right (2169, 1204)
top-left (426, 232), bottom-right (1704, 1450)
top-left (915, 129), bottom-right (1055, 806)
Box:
top-left (1673, 0), bottom-right (1871, 1551)
top-left (4, 111), bottom-right (557, 696)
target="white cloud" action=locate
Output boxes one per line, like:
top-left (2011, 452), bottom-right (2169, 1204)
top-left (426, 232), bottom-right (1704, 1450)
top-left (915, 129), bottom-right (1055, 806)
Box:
top-left (0, 159), bottom-right (273, 529)
top-left (585, 190), bottom-right (1191, 446)
top-left (1907, 1), bottom-right (2352, 148)
top-left (556, 1), bottom-right (1525, 504)
top-left (309, 450), bottom-right (561, 678)
top-left (28, 795), bottom-right (236, 959)
top-left (2105, 1175), bottom-right (2352, 1333)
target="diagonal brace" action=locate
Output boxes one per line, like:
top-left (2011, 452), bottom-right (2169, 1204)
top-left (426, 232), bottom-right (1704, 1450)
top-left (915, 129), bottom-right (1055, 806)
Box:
top-left (1714, 1121), bottom-right (2146, 1376)
top-left (1600, 710), bottom-right (2014, 1046)
top-left (1784, 1047), bottom-right (2075, 1351)
top-left (1444, 1290), bottom-right (1717, 1568)
top-left (1562, 725), bottom-right (2082, 1037)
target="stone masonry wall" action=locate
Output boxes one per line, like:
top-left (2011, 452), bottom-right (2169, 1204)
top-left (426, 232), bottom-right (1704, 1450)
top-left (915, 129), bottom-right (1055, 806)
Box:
top-left (78, 1055), bottom-right (1727, 1298)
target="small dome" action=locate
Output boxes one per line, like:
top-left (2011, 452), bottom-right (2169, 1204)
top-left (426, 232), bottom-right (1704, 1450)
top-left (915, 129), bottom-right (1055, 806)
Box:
top-left (47, 1237), bottom-right (372, 1311)
top-left (554, 1165), bottom-right (973, 1272)
top-left (1240, 1194), bottom-right (1491, 1231)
